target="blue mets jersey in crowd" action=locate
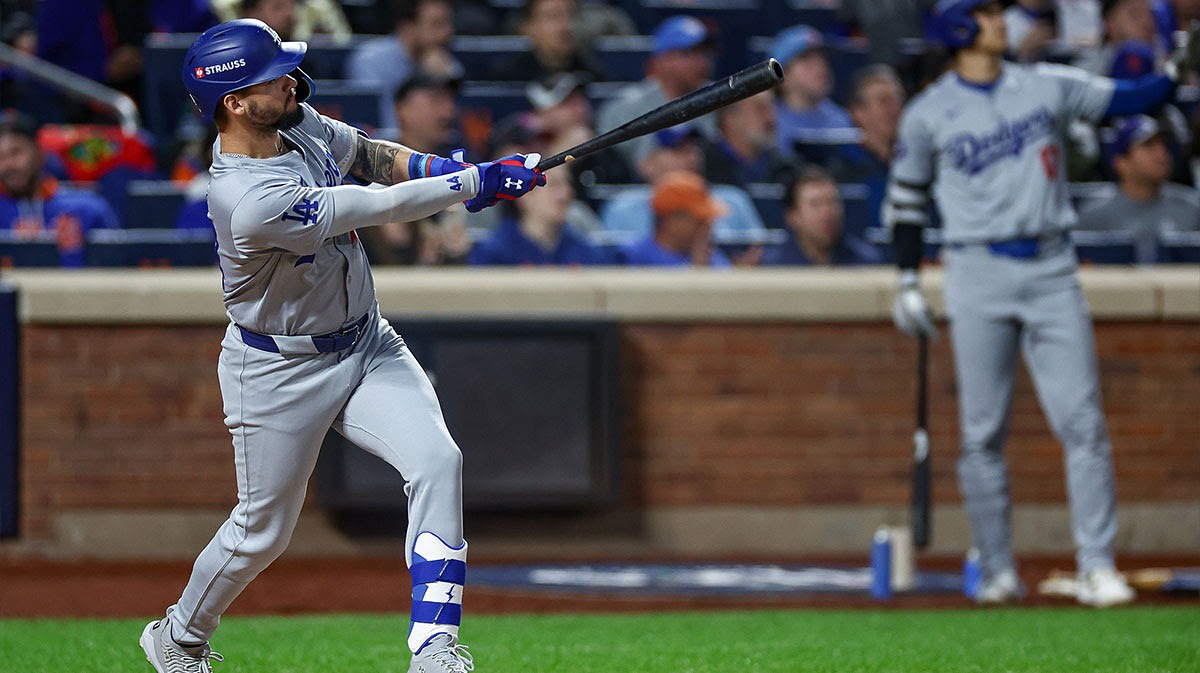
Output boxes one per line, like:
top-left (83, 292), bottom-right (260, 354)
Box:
top-left (888, 63), bottom-right (1115, 242)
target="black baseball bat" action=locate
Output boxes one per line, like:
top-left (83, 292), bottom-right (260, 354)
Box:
top-left (912, 334), bottom-right (931, 549)
top-left (536, 59), bottom-right (784, 172)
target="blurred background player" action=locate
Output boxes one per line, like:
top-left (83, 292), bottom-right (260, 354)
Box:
top-left (885, 0), bottom-right (1197, 607)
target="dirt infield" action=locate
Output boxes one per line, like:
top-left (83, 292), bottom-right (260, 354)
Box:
top-left (2, 555), bottom-right (1196, 618)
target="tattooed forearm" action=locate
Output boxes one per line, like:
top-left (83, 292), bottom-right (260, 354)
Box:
top-left (349, 136), bottom-right (411, 185)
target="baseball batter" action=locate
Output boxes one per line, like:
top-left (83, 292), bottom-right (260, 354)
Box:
top-left (885, 0), bottom-right (1198, 606)
top-left (138, 20), bottom-right (545, 673)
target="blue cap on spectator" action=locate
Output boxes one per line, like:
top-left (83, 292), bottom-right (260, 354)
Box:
top-left (634, 123), bottom-right (703, 164)
top-left (653, 15), bottom-right (712, 56)
top-left (1103, 115), bottom-right (1163, 164)
top-left (773, 25), bottom-right (824, 66)
top-left (1109, 40), bottom-right (1156, 79)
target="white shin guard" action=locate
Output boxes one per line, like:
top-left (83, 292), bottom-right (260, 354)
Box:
top-left (408, 531), bottom-right (467, 654)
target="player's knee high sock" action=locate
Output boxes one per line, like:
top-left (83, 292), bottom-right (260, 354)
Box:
top-left (408, 531), bottom-right (467, 654)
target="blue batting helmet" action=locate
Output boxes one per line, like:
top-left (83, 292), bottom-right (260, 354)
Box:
top-left (182, 19), bottom-right (314, 119)
top-left (931, 0), bottom-right (1013, 50)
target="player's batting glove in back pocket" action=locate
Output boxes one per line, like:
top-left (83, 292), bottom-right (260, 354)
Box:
top-left (464, 153), bottom-right (547, 213)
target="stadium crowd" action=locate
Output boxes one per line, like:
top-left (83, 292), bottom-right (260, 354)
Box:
top-left (1, 0), bottom-right (1198, 268)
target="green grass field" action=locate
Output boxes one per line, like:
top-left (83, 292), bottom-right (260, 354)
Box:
top-left (3, 606), bottom-right (1198, 672)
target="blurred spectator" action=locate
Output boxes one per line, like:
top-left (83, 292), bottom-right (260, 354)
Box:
top-left (238, 0), bottom-right (298, 39)
top-left (211, 0), bottom-right (350, 40)
top-left (490, 0), bottom-right (610, 82)
top-left (1078, 115), bottom-right (1200, 262)
top-left (572, 0), bottom-right (638, 49)
top-left (621, 170), bottom-right (731, 267)
top-left (0, 3), bottom-right (38, 118)
top-left (600, 126), bottom-right (767, 247)
top-left (359, 71), bottom-right (470, 266)
top-left (392, 71), bottom-right (461, 154)
top-left (345, 0), bottom-right (462, 132)
top-left (0, 113), bottom-right (118, 267)
top-left (770, 25), bottom-right (857, 161)
top-left (761, 166), bottom-right (881, 266)
top-left (150, 0), bottom-right (217, 33)
top-left (1006, 0), bottom-right (1058, 62)
top-left (1077, 0), bottom-right (1161, 74)
top-left (704, 91), bottom-right (797, 188)
top-left (1055, 0), bottom-right (1105, 52)
top-left (828, 65), bottom-right (905, 238)
top-left (837, 0), bottom-right (934, 67)
top-left (469, 173), bottom-right (607, 265)
top-left (1151, 0), bottom-right (1200, 54)
top-left (470, 113), bottom-right (604, 238)
top-left (497, 72), bottom-right (634, 192)
top-left (34, 0), bottom-right (149, 121)
top-left (596, 15), bottom-right (719, 166)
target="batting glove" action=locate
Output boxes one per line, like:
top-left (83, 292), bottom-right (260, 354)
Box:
top-left (463, 153), bottom-right (547, 213)
top-left (892, 270), bottom-right (937, 338)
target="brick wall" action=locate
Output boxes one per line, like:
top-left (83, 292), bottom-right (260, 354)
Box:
top-left (14, 321), bottom-right (1200, 546)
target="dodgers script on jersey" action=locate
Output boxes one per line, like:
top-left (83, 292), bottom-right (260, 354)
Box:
top-left (207, 103), bottom-right (374, 336)
top-left (891, 63), bottom-right (1115, 242)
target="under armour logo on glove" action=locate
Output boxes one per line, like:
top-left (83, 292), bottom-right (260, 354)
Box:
top-left (464, 153), bottom-right (546, 213)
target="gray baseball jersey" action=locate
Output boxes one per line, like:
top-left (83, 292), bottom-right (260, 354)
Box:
top-left (887, 63), bottom-right (1115, 242)
top-left (207, 103), bottom-right (373, 335)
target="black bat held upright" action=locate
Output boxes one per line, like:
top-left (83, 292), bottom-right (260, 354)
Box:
top-left (537, 59), bottom-right (784, 172)
top-left (912, 334), bottom-right (932, 549)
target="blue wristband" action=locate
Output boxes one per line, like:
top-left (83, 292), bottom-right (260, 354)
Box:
top-left (408, 153), bottom-right (466, 179)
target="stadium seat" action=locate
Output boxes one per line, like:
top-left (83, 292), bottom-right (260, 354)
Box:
top-left (85, 229), bottom-right (216, 267)
top-left (0, 231), bottom-right (60, 268)
top-left (123, 181), bottom-right (188, 229)
top-left (1070, 230), bottom-right (1137, 264)
top-left (1157, 230), bottom-right (1200, 263)
top-left (306, 81), bottom-right (384, 131)
top-left (593, 36), bottom-right (654, 81)
top-left (451, 35), bottom-right (533, 80)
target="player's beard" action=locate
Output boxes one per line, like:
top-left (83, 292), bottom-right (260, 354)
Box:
top-left (245, 94), bottom-right (303, 132)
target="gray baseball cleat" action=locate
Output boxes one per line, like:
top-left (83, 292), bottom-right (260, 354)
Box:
top-left (139, 607), bottom-right (224, 673)
top-left (409, 633), bottom-right (475, 673)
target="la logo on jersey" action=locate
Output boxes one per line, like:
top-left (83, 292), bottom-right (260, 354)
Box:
top-left (504, 178), bottom-right (524, 190)
top-left (446, 175), bottom-right (462, 192)
top-left (197, 58), bottom-right (247, 78)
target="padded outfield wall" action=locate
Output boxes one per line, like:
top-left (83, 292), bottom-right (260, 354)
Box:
top-left (0, 267), bottom-right (1197, 560)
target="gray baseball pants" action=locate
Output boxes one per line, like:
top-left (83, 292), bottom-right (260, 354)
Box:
top-left (169, 305), bottom-right (463, 643)
top-left (943, 237), bottom-right (1118, 581)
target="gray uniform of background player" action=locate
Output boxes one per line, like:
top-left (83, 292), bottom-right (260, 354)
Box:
top-left (886, 63), bottom-right (1120, 579)
top-left (170, 103), bottom-right (472, 643)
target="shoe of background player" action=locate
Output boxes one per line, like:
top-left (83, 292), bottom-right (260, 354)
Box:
top-left (408, 633), bottom-right (475, 673)
top-left (1077, 567), bottom-right (1136, 607)
top-left (975, 568), bottom-right (1024, 605)
top-left (139, 606), bottom-right (224, 673)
